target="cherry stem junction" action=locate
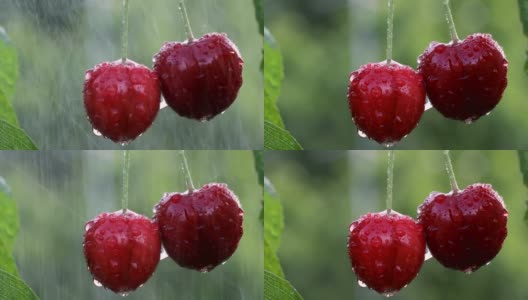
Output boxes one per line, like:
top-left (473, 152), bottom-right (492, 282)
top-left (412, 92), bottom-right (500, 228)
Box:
top-left (386, 0), bottom-right (395, 64)
top-left (121, 0), bottom-right (130, 63)
top-left (443, 150), bottom-right (460, 193)
top-left (179, 150), bottom-right (195, 192)
top-left (386, 150), bottom-right (395, 214)
top-left (443, 0), bottom-right (459, 43)
top-left (121, 150), bottom-right (130, 214)
top-left (179, 1), bottom-right (195, 41)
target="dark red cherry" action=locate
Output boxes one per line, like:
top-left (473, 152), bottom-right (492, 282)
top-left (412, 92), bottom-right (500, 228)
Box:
top-left (417, 183), bottom-right (508, 273)
top-left (347, 210), bottom-right (426, 296)
top-left (418, 33), bottom-right (508, 123)
top-left (348, 61), bottom-right (426, 146)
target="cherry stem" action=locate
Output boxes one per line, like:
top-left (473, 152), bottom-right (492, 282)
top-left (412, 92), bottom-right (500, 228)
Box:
top-left (443, 0), bottom-right (459, 43)
top-left (121, 150), bottom-right (130, 214)
top-left (386, 0), bottom-right (395, 65)
top-left (179, 1), bottom-right (195, 42)
top-left (121, 0), bottom-right (130, 63)
top-left (179, 150), bottom-right (195, 192)
top-left (443, 150), bottom-right (460, 193)
top-left (386, 150), bottom-right (395, 214)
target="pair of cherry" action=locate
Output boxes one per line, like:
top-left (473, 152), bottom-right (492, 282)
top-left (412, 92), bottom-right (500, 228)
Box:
top-left (83, 183), bottom-right (244, 295)
top-left (348, 32), bottom-right (508, 146)
top-left (347, 183), bottom-right (508, 296)
top-left (83, 32), bottom-right (244, 144)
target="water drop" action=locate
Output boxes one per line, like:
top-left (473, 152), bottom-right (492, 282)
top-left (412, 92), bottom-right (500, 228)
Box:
top-left (119, 292), bottom-right (130, 297)
top-left (85, 223), bottom-right (92, 232)
top-left (383, 291), bottom-right (397, 298)
top-left (424, 247), bottom-right (433, 261)
top-left (463, 267), bottom-right (474, 274)
top-left (160, 97), bottom-right (168, 109)
top-left (85, 73), bottom-right (92, 80)
top-left (424, 100), bottom-right (433, 111)
top-left (93, 279), bottom-right (102, 287)
top-left (120, 141), bottom-right (129, 147)
top-left (160, 247), bottom-right (168, 260)
top-left (464, 118), bottom-right (473, 125)
top-left (92, 128), bottom-right (102, 136)
top-left (382, 142), bottom-right (395, 148)
top-left (357, 130), bottom-right (367, 138)
top-left (358, 280), bottom-right (367, 288)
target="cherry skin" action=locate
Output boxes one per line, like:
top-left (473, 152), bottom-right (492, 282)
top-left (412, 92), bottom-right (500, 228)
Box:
top-left (83, 59), bottom-right (160, 144)
top-left (418, 33), bottom-right (508, 123)
top-left (153, 33), bottom-right (244, 121)
top-left (153, 183), bottom-right (244, 272)
top-left (348, 61), bottom-right (426, 146)
top-left (83, 210), bottom-right (161, 295)
top-left (347, 210), bottom-right (426, 296)
top-left (417, 183), bottom-right (508, 273)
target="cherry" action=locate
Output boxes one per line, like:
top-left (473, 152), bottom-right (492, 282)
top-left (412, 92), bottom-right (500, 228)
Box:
top-left (417, 183), bottom-right (508, 273)
top-left (348, 61), bottom-right (426, 146)
top-left (347, 210), bottom-right (426, 296)
top-left (418, 34), bottom-right (508, 123)
top-left (83, 210), bottom-right (161, 295)
top-left (153, 183), bottom-right (244, 272)
top-left (153, 33), bottom-right (244, 121)
top-left (83, 59), bottom-right (160, 143)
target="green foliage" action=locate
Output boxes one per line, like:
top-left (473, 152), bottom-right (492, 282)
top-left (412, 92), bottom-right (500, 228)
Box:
top-left (264, 174), bottom-right (303, 299)
top-left (0, 27), bottom-right (20, 126)
top-left (264, 28), bottom-right (302, 150)
top-left (0, 119), bottom-right (37, 150)
top-left (0, 177), bottom-right (18, 276)
top-left (0, 177), bottom-right (18, 253)
top-left (264, 121), bottom-right (302, 150)
top-left (253, 0), bottom-right (263, 35)
top-left (264, 271), bottom-right (302, 300)
top-left (0, 269), bottom-right (38, 300)
top-left (0, 28), bottom-right (36, 150)
top-left (517, 151), bottom-right (528, 224)
top-left (520, 0), bottom-right (528, 73)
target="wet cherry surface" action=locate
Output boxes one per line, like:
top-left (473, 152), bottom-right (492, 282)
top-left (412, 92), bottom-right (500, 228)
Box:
top-left (153, 33), bottom-right (244, 121)
top-left (418, 33), bottom-right (508, 122)
top-left (347, 210), bottom-right (426, 296)
top-left (154, 183), bottom-right (244, 272)
top-left (83, 210), bottom-right (161, 294)
top-left (348, 61), bottom-right (426, 145)
top-left (418, 183), bottom-right (508, 273)
top-left (83, 59), bottom-right (161, 143)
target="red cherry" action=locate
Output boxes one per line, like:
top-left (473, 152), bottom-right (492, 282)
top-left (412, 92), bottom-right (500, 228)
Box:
top-left (347, 211), bottom-right (426, 296)
top-left (154, 183), bottom-right (244, 272)
top-left (153, 33), bottom-right (244, 121)
top-left (418, 33), bottom-right (508, 123)
top-left (83, 59), bottom-right (160, 143)
top-left (417, 183), bottom-right (508, 273)
top-left (83, 210), bottom-right (161, 295)
top-left (348, 61), bottom-right (426, 146)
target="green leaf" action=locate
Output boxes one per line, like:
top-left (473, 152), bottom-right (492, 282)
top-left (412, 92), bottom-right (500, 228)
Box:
top-left (520, 0), bottom-right (528, 73)
top-left (265, 121), bottom-right (302, 150)
top-left (0, 177), bottom-right (18, 252)
top-left (253, 0), bottom-right (263, 35)
top-left (264, 177), bottom-right (285, 277)
top-left (0, 27), bottom-right (20, 126)
top-left (0, 239), bottom-right (18, 277)
top-left (264, 28), bottom-right (285, 128)
top-left (0, 119), bottom-right (37, 150)
top-left (264, 271), bottom-right (303, 300)
top-left (265, 239), bottom-right (284, 277)
top-left (0, 268), bottom-right (38, 300)
top-left (519, 0), bottom-right (528, 35)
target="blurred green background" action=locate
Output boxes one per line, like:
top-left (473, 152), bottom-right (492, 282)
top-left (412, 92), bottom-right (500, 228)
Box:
top-left (0, 0), bottom-right (263, 149)
top-left (0, 150), bottom-right (262, 299)
top-left (265, 0), bottom-right (527, 149)
top-left (265, 150), bottom-right (528, 299)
